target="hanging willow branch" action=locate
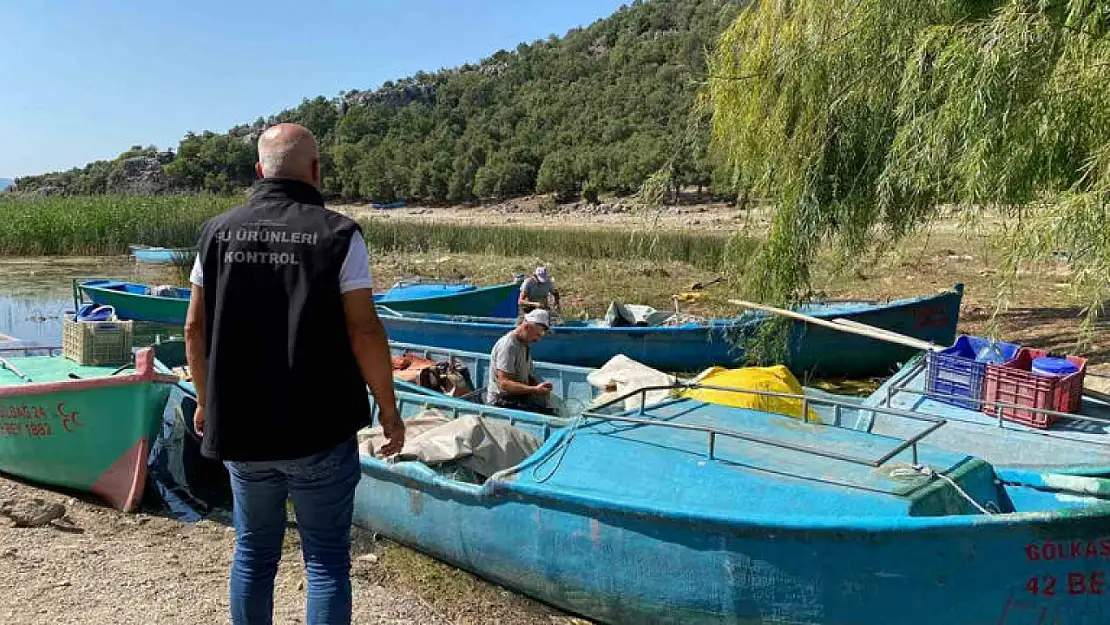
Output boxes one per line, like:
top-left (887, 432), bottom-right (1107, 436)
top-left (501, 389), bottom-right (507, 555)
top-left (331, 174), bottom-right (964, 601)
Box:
top-left (708, 0), bottom-right (1110, 332)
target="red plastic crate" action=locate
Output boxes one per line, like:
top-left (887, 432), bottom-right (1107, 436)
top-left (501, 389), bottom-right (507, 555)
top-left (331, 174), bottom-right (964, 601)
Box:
top-left (982, 348), bottom-right (1087, 428)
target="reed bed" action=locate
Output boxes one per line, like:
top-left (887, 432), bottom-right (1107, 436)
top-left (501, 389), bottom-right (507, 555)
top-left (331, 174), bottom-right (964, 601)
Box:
top-left (0, 195), bottom-right (236, 255)
top-left (0, 196), bottom-right (752, 272)
top-left (361, 220), bottom-right (750, 271)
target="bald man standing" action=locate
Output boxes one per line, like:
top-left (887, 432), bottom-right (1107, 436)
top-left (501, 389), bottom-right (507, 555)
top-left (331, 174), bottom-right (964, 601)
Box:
top-left (184, 123), bottom-right (404, 625)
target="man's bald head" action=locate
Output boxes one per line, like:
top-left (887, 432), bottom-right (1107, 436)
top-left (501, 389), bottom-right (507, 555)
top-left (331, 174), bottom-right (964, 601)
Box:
top-left (256, 123), bottom-right (320, 188)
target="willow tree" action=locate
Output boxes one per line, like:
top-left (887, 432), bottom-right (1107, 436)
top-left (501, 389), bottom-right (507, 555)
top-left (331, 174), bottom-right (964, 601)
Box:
top-left (709, 0), bottom-right (1110, 328)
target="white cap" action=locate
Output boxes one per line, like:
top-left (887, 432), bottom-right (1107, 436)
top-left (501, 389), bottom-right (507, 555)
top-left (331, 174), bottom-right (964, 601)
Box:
top-left (523, 308), bottom-right (551, 330)
top-left (535, 266), bottom-right (549, 283)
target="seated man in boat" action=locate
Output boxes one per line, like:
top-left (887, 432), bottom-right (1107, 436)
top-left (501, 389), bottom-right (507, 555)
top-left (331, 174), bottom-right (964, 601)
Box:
top-left (518, 266), bottom-right (561, 318)
top-left (486, 309), bottom-right (556, 415)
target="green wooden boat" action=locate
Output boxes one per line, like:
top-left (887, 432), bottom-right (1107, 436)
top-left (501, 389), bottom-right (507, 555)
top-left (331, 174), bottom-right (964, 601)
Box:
top-left (0, 348), bottom-right (178, 511)
top-left (76, 277), bottom-right (520, 325)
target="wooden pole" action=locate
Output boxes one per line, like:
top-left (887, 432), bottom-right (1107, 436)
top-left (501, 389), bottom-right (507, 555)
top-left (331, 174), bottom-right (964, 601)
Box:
top-left (728, 299), bottom-right (940, 352)
top-left (830, 318), bottom-right (940, 351)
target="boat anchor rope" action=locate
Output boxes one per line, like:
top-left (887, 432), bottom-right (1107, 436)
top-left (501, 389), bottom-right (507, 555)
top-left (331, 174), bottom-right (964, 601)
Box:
top-left (889, 464), bottom-right (996, 515)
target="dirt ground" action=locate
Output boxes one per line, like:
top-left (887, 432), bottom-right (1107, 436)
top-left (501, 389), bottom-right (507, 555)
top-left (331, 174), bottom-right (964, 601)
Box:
top-left (0, 475), bottom-right (585, 625)
top-left (0, 199), bottom-right (1107, 624)
top-left (337, 195), bottom-right (750, 233)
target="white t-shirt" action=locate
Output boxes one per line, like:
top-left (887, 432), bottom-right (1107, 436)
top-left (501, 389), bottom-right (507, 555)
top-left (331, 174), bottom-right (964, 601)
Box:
top-left (189, 231), bottom-right (373, 294)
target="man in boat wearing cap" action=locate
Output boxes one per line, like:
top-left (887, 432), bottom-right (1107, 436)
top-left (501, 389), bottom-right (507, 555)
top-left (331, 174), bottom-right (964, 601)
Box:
top-left (486, 309), bottom-right (556, 415)
top-left (517, 265), bottom-right (561, 318)
top-left (185, 123), bottom-right (404, 625)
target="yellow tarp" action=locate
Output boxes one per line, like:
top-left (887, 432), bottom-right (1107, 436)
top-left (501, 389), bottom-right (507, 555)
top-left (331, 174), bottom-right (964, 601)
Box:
top-left (683, 365), bottom-right (819, 422)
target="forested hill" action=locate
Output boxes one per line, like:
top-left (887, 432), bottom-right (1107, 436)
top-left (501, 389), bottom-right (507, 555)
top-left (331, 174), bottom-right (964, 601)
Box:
top-left (14, 0), bottom-right (744, 202)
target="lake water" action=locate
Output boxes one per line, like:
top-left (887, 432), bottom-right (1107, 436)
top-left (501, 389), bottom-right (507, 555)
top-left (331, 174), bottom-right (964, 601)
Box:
top-left (0, 257), bottom-right (186, 347)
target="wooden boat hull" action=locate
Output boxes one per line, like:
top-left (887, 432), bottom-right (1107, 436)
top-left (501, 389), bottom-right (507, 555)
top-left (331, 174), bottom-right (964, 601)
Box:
top-left (356, 473), bottom-right (1110, 624)
top-left (78, 279), bottom-right (520, 325)
top-left (379, 286), bottom-right (965, 375)
top-left (354, 391), bottom-right (1110, 625)
top-left (0, 349), bottom-right (177, 511)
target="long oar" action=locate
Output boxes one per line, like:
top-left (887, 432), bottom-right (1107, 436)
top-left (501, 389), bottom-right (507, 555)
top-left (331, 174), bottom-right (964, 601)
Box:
top-left (829, 318), bottom-right (942, 351)
top-left (729, 299), bottom-right (940, 352)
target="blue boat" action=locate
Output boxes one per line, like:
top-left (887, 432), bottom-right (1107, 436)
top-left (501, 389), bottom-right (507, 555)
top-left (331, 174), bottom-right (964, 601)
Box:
top-left (388, 341), bottom-right (598, 410)
top-left (354, 384), bottom-right (1110, 625)
top-left (838, 353), bottom-right (1110, 475)
top-left (376, 279), bottom-right (520, 318)
top-left (129, 245), bottom-right (197, 265)
top-left (378, 285), bottom-right (965, 375)
top-left (76, 277), bottom-right (520, 325)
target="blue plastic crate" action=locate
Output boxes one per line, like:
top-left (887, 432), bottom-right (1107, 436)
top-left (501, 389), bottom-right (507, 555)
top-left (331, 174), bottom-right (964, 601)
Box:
top-left (925, 335), bottom-right (1021, 409)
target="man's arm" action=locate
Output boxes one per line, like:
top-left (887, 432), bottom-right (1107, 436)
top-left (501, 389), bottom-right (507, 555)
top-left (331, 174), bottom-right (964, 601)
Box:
top-left (342, 289), bottom-right (404, 456)
top-left (497, 370), bottom-right (550, 397)
top-left (184, 285), bottom-right (208, 435)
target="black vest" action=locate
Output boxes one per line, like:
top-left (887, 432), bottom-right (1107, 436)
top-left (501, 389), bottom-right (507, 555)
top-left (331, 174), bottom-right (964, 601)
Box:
top-left (196, 178), bottom-right (370, 461)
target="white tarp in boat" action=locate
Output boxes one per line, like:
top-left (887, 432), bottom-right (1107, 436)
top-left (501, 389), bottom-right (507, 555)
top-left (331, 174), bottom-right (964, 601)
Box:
top-left (359, 410), bottom-right (541, 478)
top-left (602, 301), bottom-right (673, 327)
top-left (588, 354), bottom-right (678, 410)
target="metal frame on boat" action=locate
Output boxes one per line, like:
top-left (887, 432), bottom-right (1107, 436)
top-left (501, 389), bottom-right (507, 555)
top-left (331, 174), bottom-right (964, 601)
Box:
top-left (578, 383), bottom-right (948, 467)
top-left (356, 376), bottom-right (1110, 624)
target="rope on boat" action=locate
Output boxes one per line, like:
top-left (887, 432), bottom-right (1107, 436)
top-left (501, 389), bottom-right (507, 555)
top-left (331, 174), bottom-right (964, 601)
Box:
top-left (891, 465), bottom-right (994, 515)
top-left (531, 414), bottom-right (585, 484)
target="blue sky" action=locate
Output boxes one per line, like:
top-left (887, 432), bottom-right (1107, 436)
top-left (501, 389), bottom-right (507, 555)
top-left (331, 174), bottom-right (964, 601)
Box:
top-left (0, 0), bottom-right (627, 178)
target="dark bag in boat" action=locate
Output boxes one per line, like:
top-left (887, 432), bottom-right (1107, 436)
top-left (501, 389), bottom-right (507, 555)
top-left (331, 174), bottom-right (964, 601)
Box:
top-left (417, 362), bottom-right (473, 397)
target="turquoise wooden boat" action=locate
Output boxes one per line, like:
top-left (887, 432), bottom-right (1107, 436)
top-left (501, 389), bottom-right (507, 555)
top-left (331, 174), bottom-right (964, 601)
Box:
top-left (831, 353), bottom-right (1110, 475)
top-left (129, 244), bottom-right (196, 265)
top-left (354, 384), bottom-right (1110, 624)
top-left (76, 280), bottom-right (192, 325)
top-left (378, 285), bottom-right (965, 375)
top-left (0, 347), bottom-right (179, 511)
top-left (76, 277), bottom-right (520, 325)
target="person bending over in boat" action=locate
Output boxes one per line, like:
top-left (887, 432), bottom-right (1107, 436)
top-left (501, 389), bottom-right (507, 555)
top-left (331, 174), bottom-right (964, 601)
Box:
top-left (518, 265), bottom-right (561, 318)
top-left (486, 309), bottom-right (556, 415)
top-left (184, 122), bottom-right (405, 625)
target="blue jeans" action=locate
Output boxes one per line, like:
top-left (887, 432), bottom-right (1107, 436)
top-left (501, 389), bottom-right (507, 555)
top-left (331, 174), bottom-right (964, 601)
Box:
top-left (225, 438), bottom-right (360, 625)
